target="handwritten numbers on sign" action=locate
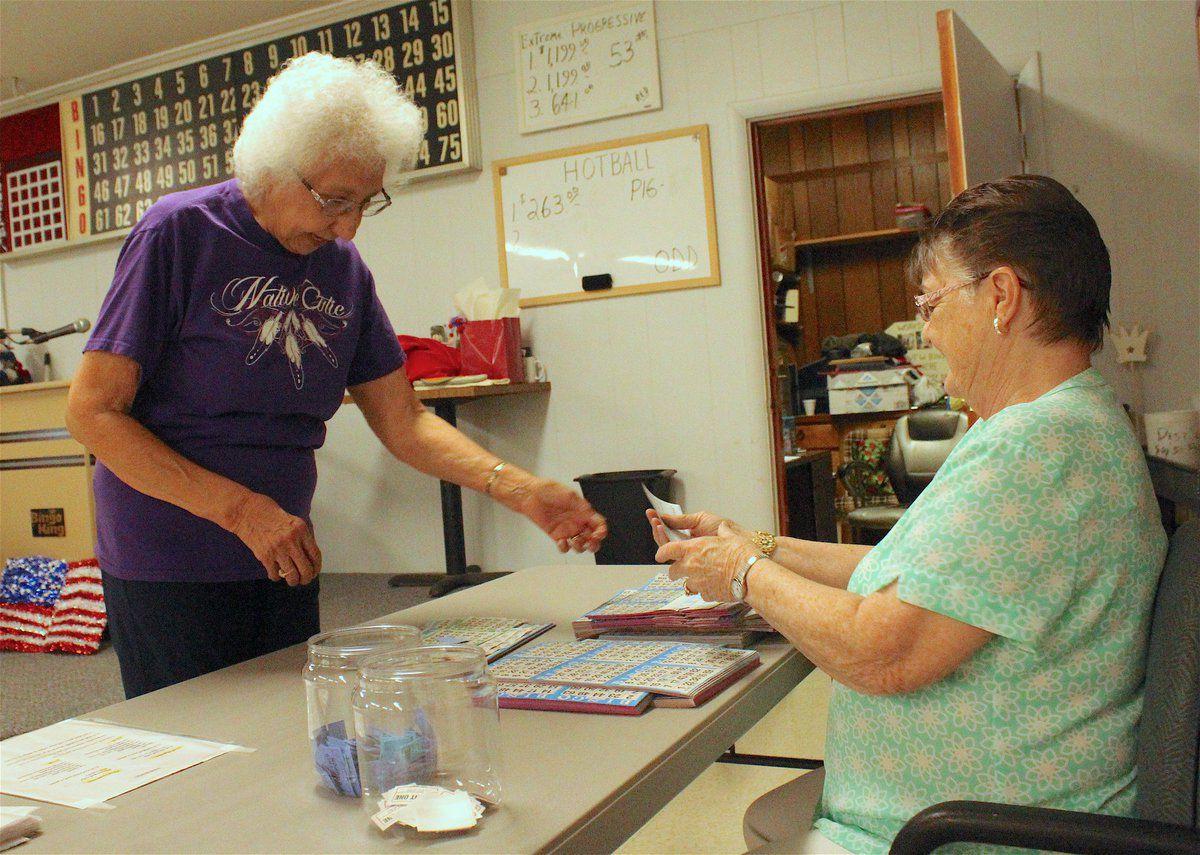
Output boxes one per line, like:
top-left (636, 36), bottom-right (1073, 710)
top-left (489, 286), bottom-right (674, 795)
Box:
top-left (515, 2), bottom-right (662, 134)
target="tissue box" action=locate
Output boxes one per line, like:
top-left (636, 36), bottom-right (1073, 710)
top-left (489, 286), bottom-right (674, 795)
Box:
top-left (827, 367), bottom-right (917, 415)
top-left (460, 319), bottom-right (526, 381)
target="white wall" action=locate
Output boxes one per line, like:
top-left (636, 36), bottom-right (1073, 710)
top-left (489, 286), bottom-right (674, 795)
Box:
top-left (3, 0), bottom-right (1197, 576)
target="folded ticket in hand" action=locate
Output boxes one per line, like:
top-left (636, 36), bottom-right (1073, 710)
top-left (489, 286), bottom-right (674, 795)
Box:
top-left (642, 485), bottom-right (690, 542)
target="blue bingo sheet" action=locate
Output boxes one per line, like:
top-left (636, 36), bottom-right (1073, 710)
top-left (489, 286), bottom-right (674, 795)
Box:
top-left (311, 720), bottom-right (360, 797)
top-left (356, 711), bottom-right (439, 795)
top-left (490, 639), bottom-right (757, 698)
top-left (499, 682), bottom-right (649, 708)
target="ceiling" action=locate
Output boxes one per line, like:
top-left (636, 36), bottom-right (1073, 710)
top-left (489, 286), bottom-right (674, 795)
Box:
top-left (0, 0), bottom-right (331, 107)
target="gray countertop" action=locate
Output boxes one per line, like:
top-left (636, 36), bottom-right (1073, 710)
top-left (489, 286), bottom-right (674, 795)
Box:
top-left (7, 565), bottom-right (811, 853)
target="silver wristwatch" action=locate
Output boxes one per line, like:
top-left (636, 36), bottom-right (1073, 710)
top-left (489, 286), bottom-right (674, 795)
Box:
top-left (730, 554), bottom-right (761, 603)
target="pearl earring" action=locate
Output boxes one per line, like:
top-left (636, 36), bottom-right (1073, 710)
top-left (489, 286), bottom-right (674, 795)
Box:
top-left (993, 317), bottom-right (1003, 335)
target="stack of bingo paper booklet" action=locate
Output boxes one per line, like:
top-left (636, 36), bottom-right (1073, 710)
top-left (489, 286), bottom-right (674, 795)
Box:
top-left (491, 639), bottom-right (759, 713)
top-left (572, 574), bottom-right (773, 643)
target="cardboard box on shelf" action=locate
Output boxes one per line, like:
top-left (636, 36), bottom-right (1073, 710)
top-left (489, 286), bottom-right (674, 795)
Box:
top-left (826, 366), bottom-right (920, 415)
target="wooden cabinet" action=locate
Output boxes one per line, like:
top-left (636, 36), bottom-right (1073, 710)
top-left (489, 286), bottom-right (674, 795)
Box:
top-left (763, 176), bottom-right (796, 273)
top-left (792, 420), bottom-right (838, 452)
top-left (0, 381), bottom-right (97, 562)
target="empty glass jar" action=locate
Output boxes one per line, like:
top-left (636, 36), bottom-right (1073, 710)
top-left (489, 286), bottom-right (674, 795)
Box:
top-left (352, 645), bottom-right (503, 812)
top-left (304, 624), bottom-right (420, 796)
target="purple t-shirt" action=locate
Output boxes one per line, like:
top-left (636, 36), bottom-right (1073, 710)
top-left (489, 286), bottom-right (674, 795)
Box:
top-left (85, 179), bottom-right (405, 581)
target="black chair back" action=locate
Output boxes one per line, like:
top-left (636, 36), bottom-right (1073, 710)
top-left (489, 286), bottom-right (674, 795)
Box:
top-left (883, 411), bottom-right (968, 505)
top-left (1135, 518), bottom-right (1200, 829)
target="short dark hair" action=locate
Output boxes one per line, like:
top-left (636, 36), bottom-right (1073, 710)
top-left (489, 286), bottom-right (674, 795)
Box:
top-left (908, 175), bottom-right (1111, 350)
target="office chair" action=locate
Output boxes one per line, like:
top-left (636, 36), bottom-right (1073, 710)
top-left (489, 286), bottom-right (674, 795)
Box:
top-left (743, 520), bottom-right (1200, 855)
top-left (841, 410), bottom-right (968, 543)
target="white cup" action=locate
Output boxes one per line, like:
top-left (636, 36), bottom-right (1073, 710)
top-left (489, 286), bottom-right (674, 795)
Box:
top-left (523, 356), bottom-right (547, 383)
top-left (802, 398), bottom-right (817, 416)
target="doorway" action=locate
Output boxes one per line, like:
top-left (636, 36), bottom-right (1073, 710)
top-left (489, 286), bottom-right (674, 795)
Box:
top-left (748, 94), bottom-right (953, 542)
top-left (744, 10), bottom-right (1037, 541)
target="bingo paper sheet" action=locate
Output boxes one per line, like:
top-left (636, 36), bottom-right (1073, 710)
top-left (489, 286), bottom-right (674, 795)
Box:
top-left (0, 719), bottom-right (247, 809)
top-left (491, 640), bottom-right (758, 699)
top-left (498, 681), bottom-right (651, 714)
top-left (421, 617), bottom-right (554, 662)
top-left (585, 574), bottom-right (731, 618)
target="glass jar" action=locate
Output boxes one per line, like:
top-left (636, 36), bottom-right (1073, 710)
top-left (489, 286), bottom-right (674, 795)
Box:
top-left (353, 645), bottom-right (502, 815)
top-left (304, 624), bottom-right (420, 796)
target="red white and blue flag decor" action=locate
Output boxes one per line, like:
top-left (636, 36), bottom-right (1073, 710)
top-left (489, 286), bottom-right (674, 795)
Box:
top-left (0, 558), bottom-right (106, 654)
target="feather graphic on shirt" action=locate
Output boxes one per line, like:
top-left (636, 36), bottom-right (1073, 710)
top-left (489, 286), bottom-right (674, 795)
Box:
top-left (283, 312), bottom-right (305, 389)
top-left (301, 316), bottom-right (338, 367)
top-left (245, 311), bottom-right (283, 365)
top-left (211, 278), bottom-right (352, 392)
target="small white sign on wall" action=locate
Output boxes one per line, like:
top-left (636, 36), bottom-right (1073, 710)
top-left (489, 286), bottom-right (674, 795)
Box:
top-left (1145, 410), bottom-right (1200, 469)
top-left (515, 1), bottom-right (662, 134)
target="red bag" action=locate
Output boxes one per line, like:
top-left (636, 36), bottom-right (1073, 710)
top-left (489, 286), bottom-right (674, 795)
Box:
top-left (398, 335), bottom-right (462, 381)
top-left (459, 319), bottom-right (526, 381)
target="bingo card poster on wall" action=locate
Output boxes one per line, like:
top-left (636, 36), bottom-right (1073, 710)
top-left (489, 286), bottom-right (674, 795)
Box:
top-left (0, 0), bottom-right (480, 256)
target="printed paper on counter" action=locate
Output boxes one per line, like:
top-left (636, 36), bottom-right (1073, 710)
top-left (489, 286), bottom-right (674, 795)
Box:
top-left (0, 719), bottom-right (245, 809)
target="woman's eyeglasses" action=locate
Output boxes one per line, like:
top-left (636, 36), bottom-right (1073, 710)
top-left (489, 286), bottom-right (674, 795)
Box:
top-left (301, 177), bottom-right (391, 218)
top-left (914, 273), bottom-right (989, 322)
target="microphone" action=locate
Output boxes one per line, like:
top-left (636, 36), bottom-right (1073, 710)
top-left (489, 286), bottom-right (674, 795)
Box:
top-left (26, 319), bottom-right (91, 345)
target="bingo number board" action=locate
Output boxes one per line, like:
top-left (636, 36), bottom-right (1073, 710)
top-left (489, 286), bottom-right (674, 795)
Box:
top-left (2, 0), bottom-right (478, 253)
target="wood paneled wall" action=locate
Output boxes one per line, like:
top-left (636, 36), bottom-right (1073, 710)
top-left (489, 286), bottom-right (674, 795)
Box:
top-left (759, 98), bottom-right (951, 238)
top-left (758, 97), bottom-right (951, 362)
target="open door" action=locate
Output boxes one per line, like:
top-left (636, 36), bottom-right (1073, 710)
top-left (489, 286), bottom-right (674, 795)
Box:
top-left (937, 9), bottom-right (1025, 194)
top-left (1017, 53), bottom-right (1049, 174)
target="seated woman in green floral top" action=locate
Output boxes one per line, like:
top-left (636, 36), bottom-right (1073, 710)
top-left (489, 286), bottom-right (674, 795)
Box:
top-left (650, 175), bottom-right (1166, 854)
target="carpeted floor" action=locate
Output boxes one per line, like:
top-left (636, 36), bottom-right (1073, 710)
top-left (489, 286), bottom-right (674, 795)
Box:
top-left (0, 574), bottom-right (429, 739)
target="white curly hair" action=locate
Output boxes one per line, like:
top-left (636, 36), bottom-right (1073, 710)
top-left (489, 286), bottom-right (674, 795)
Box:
top-left (233, 52), bottom-right (424, 201)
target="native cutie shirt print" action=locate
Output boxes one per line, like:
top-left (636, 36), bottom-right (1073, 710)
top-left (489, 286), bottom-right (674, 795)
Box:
top-left (210, 276), bottom-right (351, 391)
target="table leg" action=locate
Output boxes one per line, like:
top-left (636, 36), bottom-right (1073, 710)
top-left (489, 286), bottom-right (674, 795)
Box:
top-left (386, 398), bottom-right (509, 596)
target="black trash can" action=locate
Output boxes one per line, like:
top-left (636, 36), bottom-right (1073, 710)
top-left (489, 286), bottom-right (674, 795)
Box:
top-left (575, 469), bottom-right (676, 565)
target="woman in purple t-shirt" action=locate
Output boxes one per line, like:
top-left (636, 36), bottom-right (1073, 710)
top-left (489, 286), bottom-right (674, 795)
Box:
top-left (65, 54), bottom-right (607, 699)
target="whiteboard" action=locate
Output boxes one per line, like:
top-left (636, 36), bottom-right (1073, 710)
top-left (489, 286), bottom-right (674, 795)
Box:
top-left (515, 2), bottom-right (662, 134)
top-left (492, 125), bottom-right (720, 308)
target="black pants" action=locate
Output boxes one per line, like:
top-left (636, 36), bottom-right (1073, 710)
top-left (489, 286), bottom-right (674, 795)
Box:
top-left (102, 572), bottom-right (320, 699)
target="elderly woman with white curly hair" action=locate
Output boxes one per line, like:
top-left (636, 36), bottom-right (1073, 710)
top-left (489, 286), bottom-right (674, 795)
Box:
top-left (66, 54), bottom-right (607, 699)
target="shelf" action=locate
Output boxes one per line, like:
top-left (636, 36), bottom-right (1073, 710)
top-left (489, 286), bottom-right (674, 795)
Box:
top-left (768, 151), bottom-right (949, 186)
top-left (788, 227), bottom-right (922, 251)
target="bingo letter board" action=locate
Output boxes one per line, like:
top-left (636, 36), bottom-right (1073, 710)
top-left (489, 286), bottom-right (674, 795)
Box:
top-left (2, 0), bottom-right (479, 253)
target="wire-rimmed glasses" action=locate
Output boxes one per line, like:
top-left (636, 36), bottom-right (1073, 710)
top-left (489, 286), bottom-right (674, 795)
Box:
top-left (301, 177), bottom-right (391, 218)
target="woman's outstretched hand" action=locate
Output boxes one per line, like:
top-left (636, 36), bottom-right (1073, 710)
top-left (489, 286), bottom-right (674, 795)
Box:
top-left (520, 478), bottom-right (608, 553)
